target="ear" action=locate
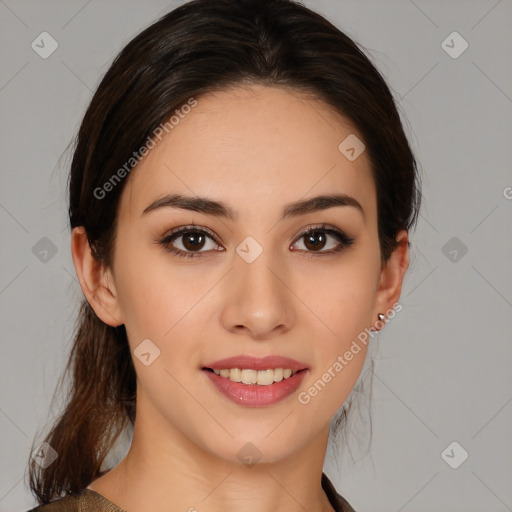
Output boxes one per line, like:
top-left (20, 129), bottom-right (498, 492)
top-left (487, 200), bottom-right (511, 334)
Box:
top-left (371, 229), bottom-right (409, 329)
top-left (70, 226), bottom-right (124, 327)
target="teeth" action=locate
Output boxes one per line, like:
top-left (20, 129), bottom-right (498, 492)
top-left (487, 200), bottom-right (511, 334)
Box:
top-left (211, 368), bottom-right (298, 385)
top-left (229, 368), bottom-right (242, 382)
top-left (242, 369), bottom-right (258, 384)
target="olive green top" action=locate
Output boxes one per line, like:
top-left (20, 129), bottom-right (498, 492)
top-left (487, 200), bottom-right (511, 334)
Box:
top-left (26, 472), bottom-right (356, 511)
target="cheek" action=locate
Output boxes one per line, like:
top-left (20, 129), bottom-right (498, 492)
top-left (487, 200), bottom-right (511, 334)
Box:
top-left (291, 251), bottom-right (378, 411)
top-left (295, 252), bottom-right (379, 341)
top-left (113, 241), bottom-right (208, 341)
top-left (295, 282), bottom-right (373, 422)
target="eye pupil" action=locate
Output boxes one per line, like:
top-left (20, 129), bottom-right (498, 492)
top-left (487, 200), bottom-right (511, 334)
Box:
top-left (304, 231), bottom-right (326, 251)
top-left (183, 232), bottom-right (205, 251)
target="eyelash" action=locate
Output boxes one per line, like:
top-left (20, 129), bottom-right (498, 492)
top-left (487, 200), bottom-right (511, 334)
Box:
top-left (158, 222), bottom-right (355, 260)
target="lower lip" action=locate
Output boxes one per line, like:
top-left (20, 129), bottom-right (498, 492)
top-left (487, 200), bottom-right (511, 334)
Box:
top-left (202, 369), bottom-right (308, 407)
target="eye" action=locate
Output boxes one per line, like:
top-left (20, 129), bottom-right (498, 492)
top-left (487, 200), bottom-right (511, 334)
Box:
top-left (159, 224), bottom-right (221, 259)
top-left (290, 223), bottom-right (355, 256)
top-left (158, 222), bottom-right (355, 260)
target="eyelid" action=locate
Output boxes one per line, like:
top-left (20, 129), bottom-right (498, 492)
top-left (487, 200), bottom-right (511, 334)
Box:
top-left (162, 222), bottom-right (348, 242)
top-left (290, 223), bottom-right (355, 251)
top-left (161, 223), bottom-right (221, 243)
top-left (294, 223), bottom-right (343, 240)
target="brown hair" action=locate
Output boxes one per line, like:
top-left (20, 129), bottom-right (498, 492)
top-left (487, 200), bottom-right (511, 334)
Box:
top-left (27, 0), bottom-right (421, 504)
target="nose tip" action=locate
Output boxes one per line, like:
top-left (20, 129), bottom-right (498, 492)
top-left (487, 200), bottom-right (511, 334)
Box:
top-left (220, 252), bottom-right (294, 339)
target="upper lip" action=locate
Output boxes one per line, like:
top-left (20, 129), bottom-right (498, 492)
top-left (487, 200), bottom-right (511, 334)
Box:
top-left (203, 355), bottom-right (308, 371)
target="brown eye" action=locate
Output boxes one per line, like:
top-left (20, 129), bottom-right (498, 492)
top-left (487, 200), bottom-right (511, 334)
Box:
top-left (160, 226), bottom-right (220, 259)
top-left (181, 232), bottom-right (207, 251)
top-left (302, 230), bottom-right (328, 251)
top-left (291, 224), bottom-right (355, 254)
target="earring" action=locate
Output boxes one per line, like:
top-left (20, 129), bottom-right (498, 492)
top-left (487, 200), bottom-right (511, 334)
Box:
top-left (370, 313), bottom-right (387, 333)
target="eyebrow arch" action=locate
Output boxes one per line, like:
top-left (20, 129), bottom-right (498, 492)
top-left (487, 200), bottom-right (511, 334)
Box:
top-left (142, 193), bottom-right (365, 221)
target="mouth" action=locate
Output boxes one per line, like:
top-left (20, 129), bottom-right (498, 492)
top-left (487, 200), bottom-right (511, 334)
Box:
top-left (201, 367), bottom-right (307, 386)
top-left (200, 355), bottom-right (309, 406)
top-left (201, 367), bottom-right (309, 407)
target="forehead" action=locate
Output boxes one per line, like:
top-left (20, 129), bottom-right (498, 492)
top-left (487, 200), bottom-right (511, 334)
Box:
top-left (118, 84), bottom-right (376, 222)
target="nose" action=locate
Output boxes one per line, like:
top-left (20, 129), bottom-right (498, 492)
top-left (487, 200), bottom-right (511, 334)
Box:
top-left (219, 247), bottom-right (295, 340)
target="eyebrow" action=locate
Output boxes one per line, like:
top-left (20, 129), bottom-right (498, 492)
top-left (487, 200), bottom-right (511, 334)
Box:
top-left (142, 193), bottom-right (365, 221)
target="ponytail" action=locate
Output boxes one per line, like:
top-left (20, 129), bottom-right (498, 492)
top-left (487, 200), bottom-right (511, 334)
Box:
top-left (27, 301), bottom-right (136, 504)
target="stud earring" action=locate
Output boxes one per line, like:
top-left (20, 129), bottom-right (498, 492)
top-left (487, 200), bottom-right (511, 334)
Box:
top-left (370, 313), bottom-right (387, 333)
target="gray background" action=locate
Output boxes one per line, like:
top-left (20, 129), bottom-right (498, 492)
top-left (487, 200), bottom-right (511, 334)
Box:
top-left (1, 1), bottom-right (511, 511)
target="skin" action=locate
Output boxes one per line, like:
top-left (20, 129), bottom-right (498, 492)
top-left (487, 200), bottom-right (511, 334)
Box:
top-left (71, 84), bottom-right (409, 512)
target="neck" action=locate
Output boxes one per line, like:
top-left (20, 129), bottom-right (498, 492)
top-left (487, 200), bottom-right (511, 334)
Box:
top-left (88, 396), bottom-right (336, 512)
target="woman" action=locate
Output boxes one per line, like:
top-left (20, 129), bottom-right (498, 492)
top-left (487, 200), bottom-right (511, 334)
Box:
top-left (26, 0), bottom-right (421, 510)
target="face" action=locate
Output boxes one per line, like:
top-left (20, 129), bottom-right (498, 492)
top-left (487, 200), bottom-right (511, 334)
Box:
top-left (85, 84), bottom-right (401, 465)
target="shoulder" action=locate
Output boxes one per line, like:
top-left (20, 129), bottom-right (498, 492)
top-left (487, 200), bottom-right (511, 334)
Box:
top-left (25, 489), bottom-right (126, 512)
top-left (321, 472), bottom-right (358, 512)
top-left (24, 492), bottom-right (80, 512)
